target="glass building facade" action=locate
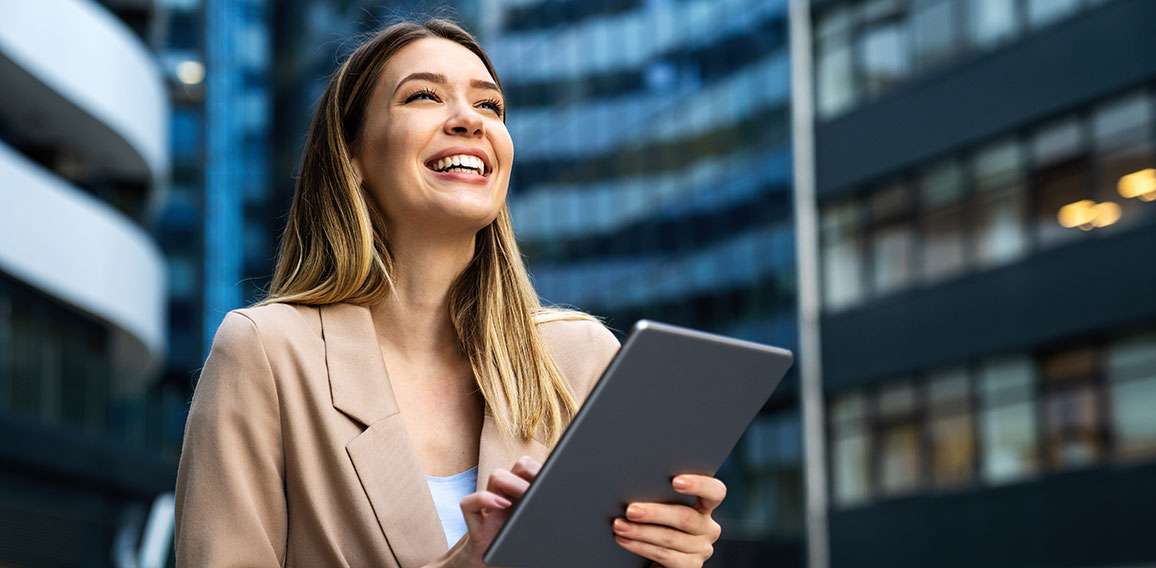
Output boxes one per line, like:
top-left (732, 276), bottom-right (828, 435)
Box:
top-left (809, 0), bottom-right (1156, 566)
top-left (479, 0), bottom-right (802, 562)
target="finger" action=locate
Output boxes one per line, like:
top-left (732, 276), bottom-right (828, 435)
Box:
top-left (486, 468), bottom-right (532, 500)
top-left (509, 456), bottom-right (542, 482)
top-left (459, 491), bottom-right (512, 516)
top-left (612, 519), bottom-right (704, 555)
top-left (625, 503), bottom-right (712, 537)
top-left (614, 535), bottom-right (701, 568)
top-left (672, 475), bottom-right (727, 513)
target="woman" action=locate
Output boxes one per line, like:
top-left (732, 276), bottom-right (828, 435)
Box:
top-left (174, 19), bottom-right (726, 568)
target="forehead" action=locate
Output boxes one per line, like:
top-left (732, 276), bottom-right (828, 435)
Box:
top-left (382, 37), bottom-right (495, 86)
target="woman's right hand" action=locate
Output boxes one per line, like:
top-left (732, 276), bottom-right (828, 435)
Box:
top-left (442, 456), bottom-right (541, 568)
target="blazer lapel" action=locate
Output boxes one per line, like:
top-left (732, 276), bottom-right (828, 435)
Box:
top-left (320, 303), bottom-right (446, 567)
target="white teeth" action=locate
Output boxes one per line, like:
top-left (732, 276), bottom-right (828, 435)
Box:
top-left (431, 154), bottom-right (485, 175)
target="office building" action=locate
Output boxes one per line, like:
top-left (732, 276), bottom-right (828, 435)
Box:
top-left (807, 0), bottom-right (1156, 565)
top-left (480, 0), bottom-right (803, 562)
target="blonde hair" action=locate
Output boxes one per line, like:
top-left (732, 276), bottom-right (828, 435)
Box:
top-left (260, 19), bottom-right (594, 443)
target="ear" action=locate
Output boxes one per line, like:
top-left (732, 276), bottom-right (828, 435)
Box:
top-left (350, 155), bottom-right (364, 187)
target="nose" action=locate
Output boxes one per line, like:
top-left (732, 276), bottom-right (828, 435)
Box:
top-left (444, 100), bottom-right (485, 137)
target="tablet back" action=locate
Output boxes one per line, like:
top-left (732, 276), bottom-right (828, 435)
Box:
top-left (484, 320), bottom-right (793, 567)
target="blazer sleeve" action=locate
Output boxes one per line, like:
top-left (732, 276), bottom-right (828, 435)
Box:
top-left (174, 311), bottom-right (288, 567)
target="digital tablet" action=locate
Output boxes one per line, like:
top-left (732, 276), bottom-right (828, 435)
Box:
top-left (484, 320), bottom-right (794, 567)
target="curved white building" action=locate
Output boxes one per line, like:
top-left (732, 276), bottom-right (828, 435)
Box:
top-left (0, 0), bottom-right (171, 564)
top-left (0, 0), bottom-right (167, 385)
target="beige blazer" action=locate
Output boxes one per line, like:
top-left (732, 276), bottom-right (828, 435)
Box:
top-left (174, 302), bottom-right (619, 567)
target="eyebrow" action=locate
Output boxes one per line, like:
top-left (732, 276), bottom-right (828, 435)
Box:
top-left (395, 72), bottom-right (502, 95)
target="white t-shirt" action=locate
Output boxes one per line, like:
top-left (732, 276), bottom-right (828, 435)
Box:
top-left (425, 466), bottom-right (478, 547)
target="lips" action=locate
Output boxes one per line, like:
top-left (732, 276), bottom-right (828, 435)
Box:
top-left (425, 146), bottom-right (492, 176)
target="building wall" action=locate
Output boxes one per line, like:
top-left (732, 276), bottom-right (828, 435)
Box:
top-left (811, 0), bottom-right (1156, 566)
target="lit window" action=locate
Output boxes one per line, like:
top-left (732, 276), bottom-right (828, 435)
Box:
top-left (1040, 348), bottom-right (1105, 469)
top-left (876, 380), bottom-right (922, 496)
top-left (927, 367), bottom-right (975, 488)
top-left (868, 184), bottom-right (915, 296)
top-left (919, 160), bottom-right (967, 282)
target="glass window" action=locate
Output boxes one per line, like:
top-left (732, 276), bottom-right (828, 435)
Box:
top-left (912, 0), bottom-right (961, 70)
top-left (1031, 118), bottom-right (1090, 248)
top-left (876, 380), bottom-right (921, 495)
top-left (821, 200), bottom-right (865, 311)
top-left (869, 185), bottom-right (914, 296)
top-left (919, 160), bottom-right (967, 282)
top-left (966, 0), bottom-right (1019, 48)
top-left (1093, 91), bottom-right (1155, 230)
top-left (1026, 0), bottom-right (1082, 29)
top-left (979, 356), bottom-right (1038, 484)
top-left (831, 391), bottom-right (871, 506)
top-left (1040, 348), bottom-right (1105, 470)
top-left (1109, 333), bottom-right (1156, 460)
top-left (855, 16), bottom-right (906, 97)
top-left (973, 139), bottom-right (1028, 266)
top-left (816, 7), bottom-right (859, 119)
top-left (927, 367), bottom-right (975, 488)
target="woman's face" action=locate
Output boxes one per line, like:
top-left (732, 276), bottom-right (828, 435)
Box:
top-left (352, 37), bottom-right (513, 239)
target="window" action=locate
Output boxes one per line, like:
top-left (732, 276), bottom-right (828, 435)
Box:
top-left (816, 7), bottom-right (859, 119)
top-left (1109, 333), bottom-right (1156, 461)
top-left (1040, 347), bottom-right (1105, 469)
top-left (911, 0), bottom-right (961, 70)
top-left (869, 184), bottom-right (915, 295)
top-left (876, 379), bottom-right (922, 495)
top-left (740, 412), bottom-right (804, 532)
top-left (858, 17), bottom-right (911, 97)
top-left (821, 200), bottom-right (865, 310)
top-left (1031, 117), bottom-right (1088, 248)
top-left (927, 367), bottom-right (975, 487)
top-left (831, 391), bottom-right (872, 506)
top-left (979, 356), bottom-right (1038, 484)
top-left (1026, 0), bottom-right (1083, 29)
top-left (972, 138), bottom-right (1028, 266)
top-left (919, 160), bottom-right (967, 282)
top-left (1092, 91), bottom-right (1155, 231)
top-left (966, 0), bottom-right (1019, 48)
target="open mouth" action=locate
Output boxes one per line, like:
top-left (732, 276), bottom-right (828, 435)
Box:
top-left (427, 154), bottom-right (487, 177)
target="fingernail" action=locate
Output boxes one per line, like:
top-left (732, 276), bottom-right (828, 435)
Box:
top-left (673, 477), bottom-right (690, 490)
top-left (626, 505), bottom-right (643, 520)
top-left (495, 496), bottom-right (512, 508)
top-left (613, 519), bottom-right (627, 532)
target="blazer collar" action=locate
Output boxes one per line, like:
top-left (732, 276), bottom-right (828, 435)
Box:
top-left (320, 303), bottom-right (551, 567)
top-left (321, 303), bottom-right (444, 567)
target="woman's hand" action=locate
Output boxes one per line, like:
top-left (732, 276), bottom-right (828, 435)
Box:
top-left (441, 456), bottom-right (541, 568)
top-left (612, 474), bottom-right (726, 568)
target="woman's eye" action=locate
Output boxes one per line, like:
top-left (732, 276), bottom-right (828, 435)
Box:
top-left (478, 100), bottom-right (505, 116)
top-left (405, 90), bottom-right (440, 103)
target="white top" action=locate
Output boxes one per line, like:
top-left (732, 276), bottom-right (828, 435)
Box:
top-left (425, 466), bottom-right (477, 547)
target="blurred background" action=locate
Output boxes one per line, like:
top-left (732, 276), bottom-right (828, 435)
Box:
top-left (0, 0), bottom-right (1153, 566)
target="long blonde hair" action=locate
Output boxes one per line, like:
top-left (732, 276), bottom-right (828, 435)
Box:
top-left (261, 19), bottom-right (594, 443)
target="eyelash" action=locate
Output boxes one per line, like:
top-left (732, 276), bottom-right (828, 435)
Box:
top-left (403, 88), bottom-right (505, 118)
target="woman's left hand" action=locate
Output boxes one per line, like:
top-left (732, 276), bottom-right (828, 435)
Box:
top-left (612, 474), bottom-right (725, 568)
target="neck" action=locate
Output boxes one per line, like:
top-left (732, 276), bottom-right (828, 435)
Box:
top-left (369, 231), bottom-right (477, 363)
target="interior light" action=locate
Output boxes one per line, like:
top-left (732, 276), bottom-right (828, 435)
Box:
top-left (1058, 200), bottom-right (1096, 229)
top-left (176, 60), bottom-right (205, 85)
top-left (1091, 202), bottom-right (1121, 228)
top-left (1057, 199), bottom-right (1122, 231)
top-left (1118, 169), bottom-right (1156, 200)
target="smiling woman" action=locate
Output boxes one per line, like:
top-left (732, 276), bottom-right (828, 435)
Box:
top-left (173, 18), bottom-right (726, 568)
